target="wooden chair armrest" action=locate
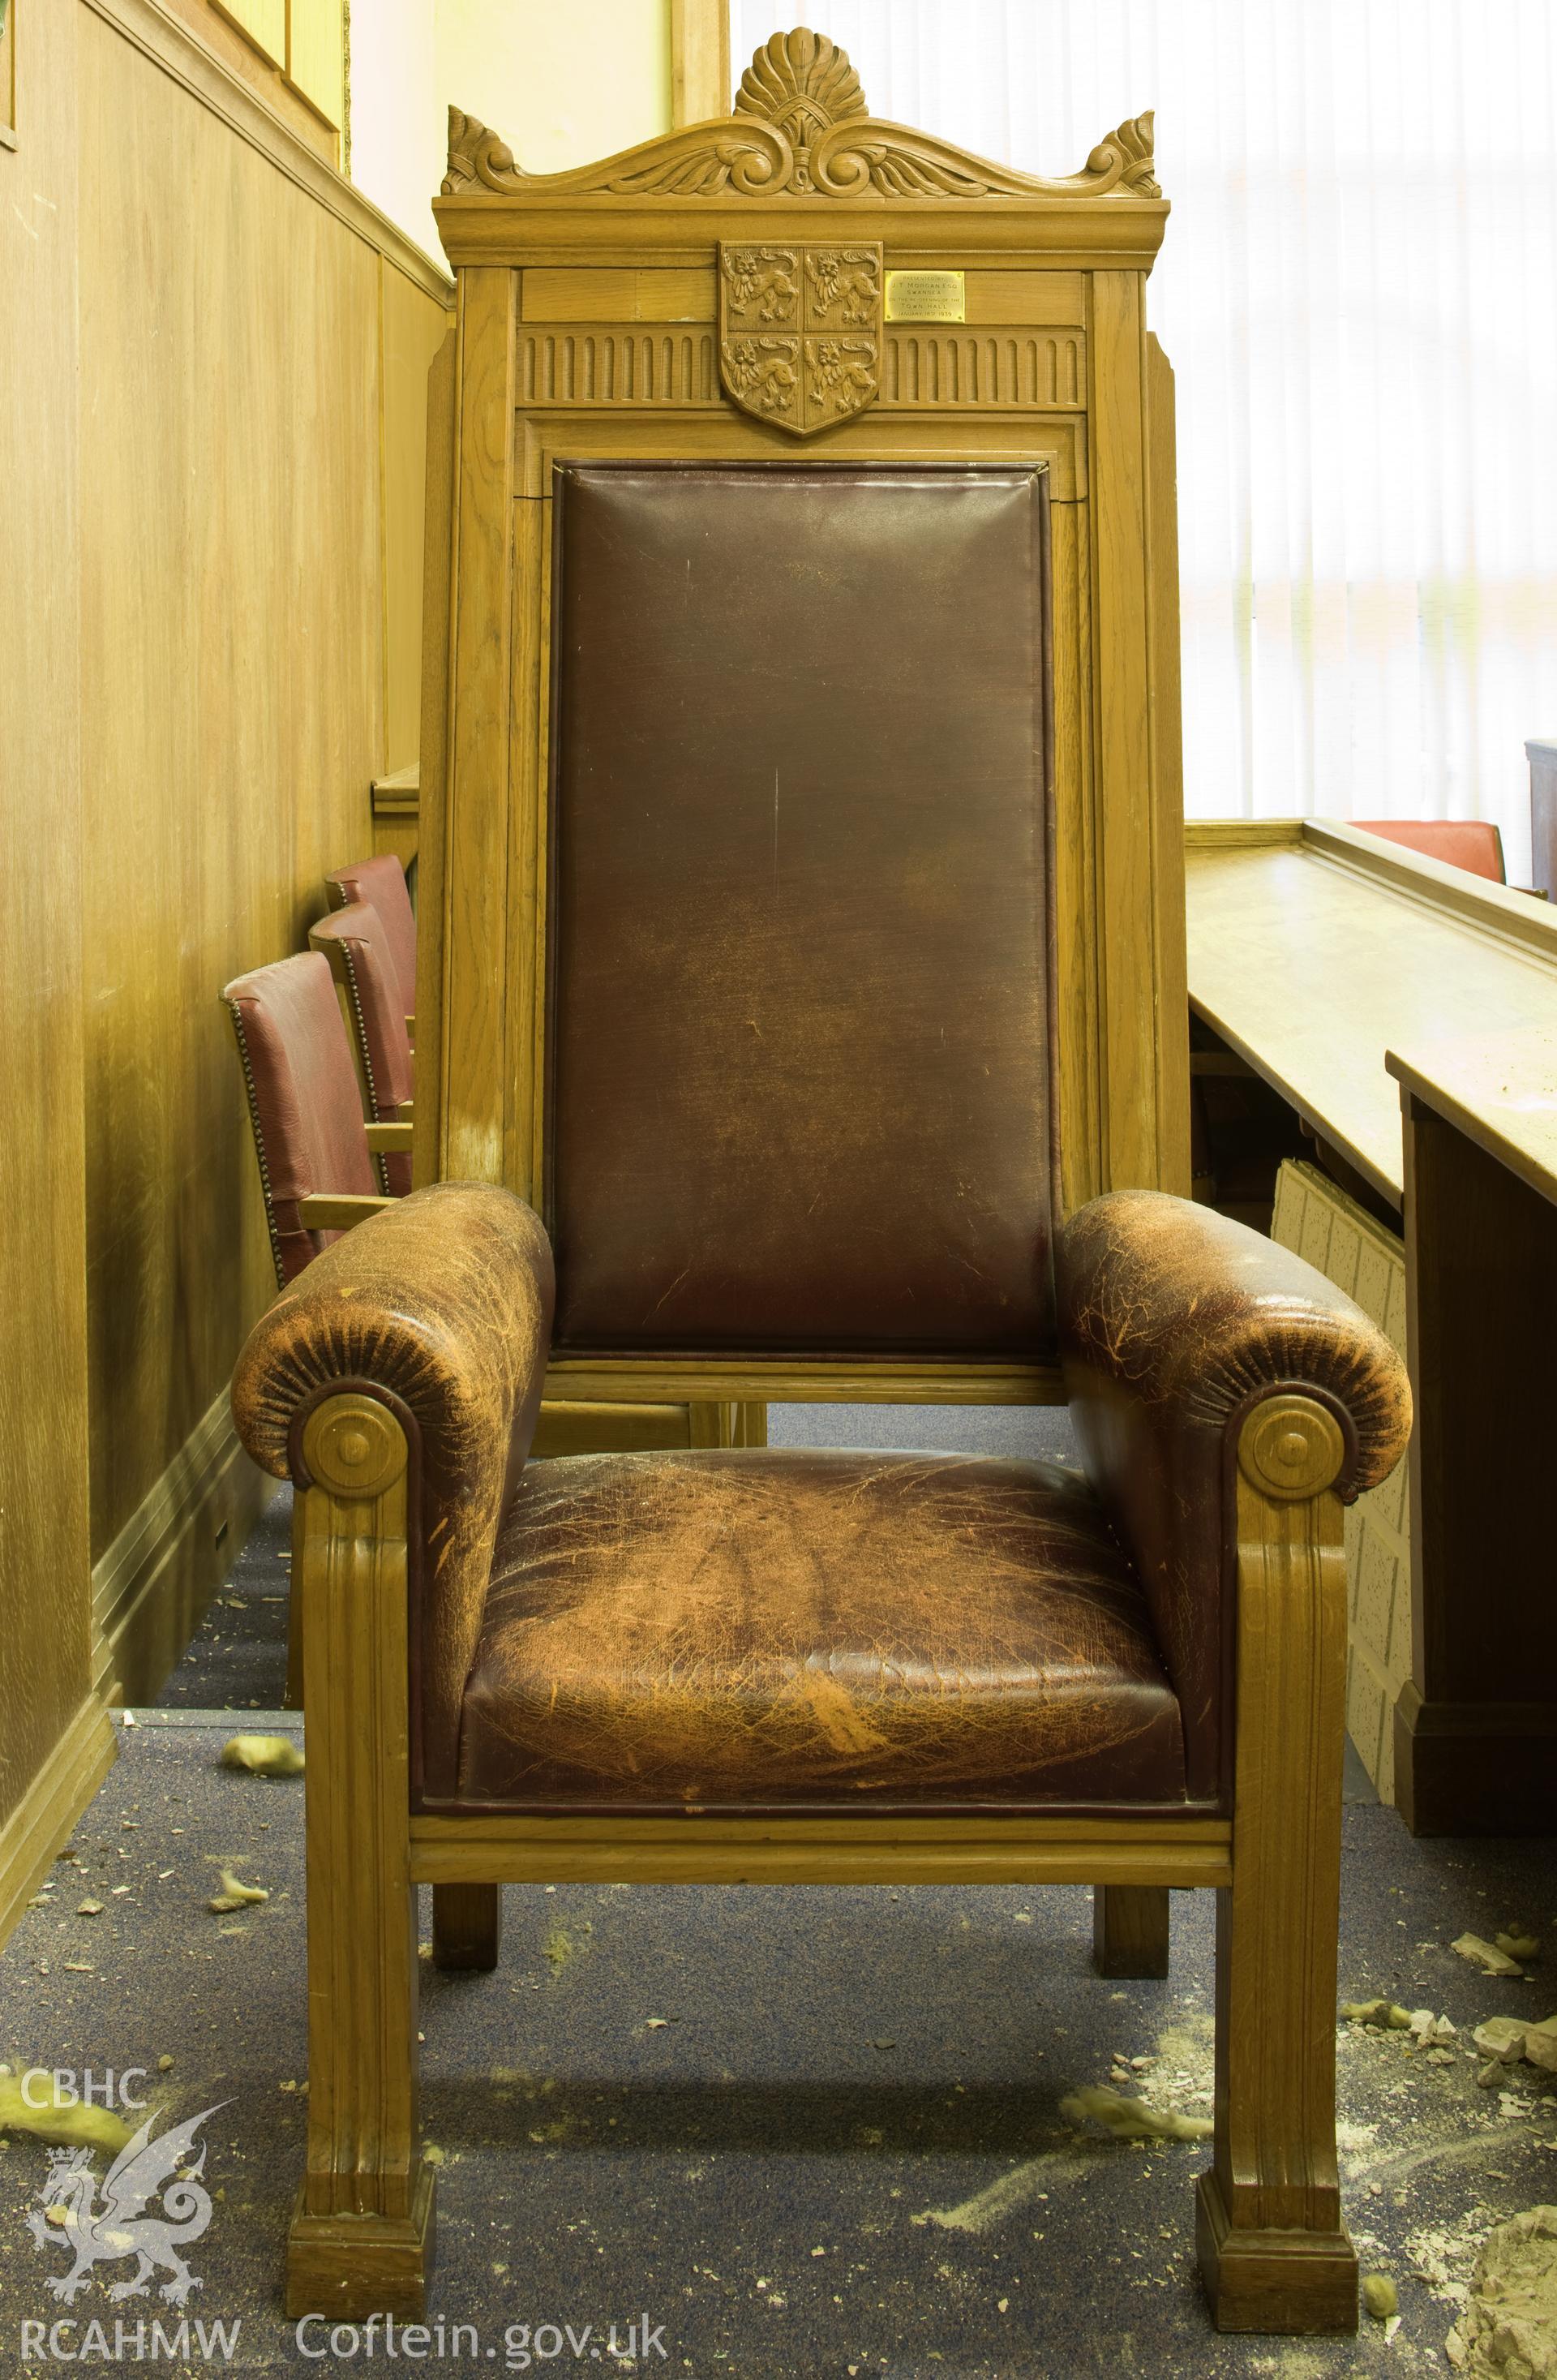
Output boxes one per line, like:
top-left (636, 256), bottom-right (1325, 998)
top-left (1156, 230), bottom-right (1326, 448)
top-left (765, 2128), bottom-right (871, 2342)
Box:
top-left (298, 1194), bottom-right (394, 1231)
top-left (364, 1123), bottom-right (414, 1153)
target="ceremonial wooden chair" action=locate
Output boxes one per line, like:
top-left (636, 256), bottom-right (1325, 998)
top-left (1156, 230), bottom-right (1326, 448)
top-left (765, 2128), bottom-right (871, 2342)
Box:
top-left (325, 854), bottom-right (418, 1038)
top-left (308, 901), bottom-right (415, 1196)
top-left (227, 34), bottom-right (1411, 2339)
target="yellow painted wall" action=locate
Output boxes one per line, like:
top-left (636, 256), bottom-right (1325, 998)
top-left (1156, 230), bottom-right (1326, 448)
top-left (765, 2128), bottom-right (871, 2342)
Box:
top-left (348, 0), bottom-right (442, 260)
top-left (350, 0), bottom-right (673, 260)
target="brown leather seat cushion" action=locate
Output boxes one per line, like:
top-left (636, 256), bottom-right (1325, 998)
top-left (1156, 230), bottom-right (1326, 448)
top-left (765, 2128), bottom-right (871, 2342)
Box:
top-left (453, 1449), bottom-right (1186, 1812)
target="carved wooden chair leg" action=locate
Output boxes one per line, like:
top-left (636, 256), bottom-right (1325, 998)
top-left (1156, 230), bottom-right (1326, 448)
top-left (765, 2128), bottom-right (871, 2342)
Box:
top-left (285, 1394), bottom-right (431, 2322)
top-left (1092, 1885), bottom-right (1169, 1978)
top-left (284, 1491), bottom-right (306, 1709)
top-left (1197, 1398), bottom-right (1357, 2335)
top-left (432, 1883), bottom-right (502, 1971)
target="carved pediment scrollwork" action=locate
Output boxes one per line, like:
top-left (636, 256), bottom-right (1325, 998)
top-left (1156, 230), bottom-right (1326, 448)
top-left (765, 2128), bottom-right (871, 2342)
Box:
top-left (442, 30), bottom-right (1159, 203)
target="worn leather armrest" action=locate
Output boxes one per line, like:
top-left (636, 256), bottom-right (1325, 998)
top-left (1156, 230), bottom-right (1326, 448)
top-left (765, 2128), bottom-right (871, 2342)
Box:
top-left (231, 1180), bottom-right (555, 1796)
top-left (1058, 1189), bottom-right (1411, 1495)
top-left (1057, 1188), bottom-right (1411, 1802)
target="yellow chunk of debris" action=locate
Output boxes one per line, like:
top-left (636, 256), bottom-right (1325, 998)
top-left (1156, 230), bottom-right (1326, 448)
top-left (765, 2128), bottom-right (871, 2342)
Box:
top-left (221, 1735), bottom-right (304, 1777)
top-left (1340, 1999), bottom-right (1413, 2029)
top-left (1454, 1933), bottom-right (1523, 1978)
top-left (1362, 2273), bottom-right (1397, 2320)
top-left (208, 1867), bottom-right (268, 1914)
top-left (1498, 1931), bottom-right (1541, 1962)
top-left (1059, 2086), bottom-right (1212, 2143)
top-left (0, 2072), bottom-right (131, 2156)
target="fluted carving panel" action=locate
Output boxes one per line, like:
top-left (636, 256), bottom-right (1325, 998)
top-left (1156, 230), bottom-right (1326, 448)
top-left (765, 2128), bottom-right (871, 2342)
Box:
top-left (882, 331), bottom-right (1085, 410)
top-left (519, 329), bottom-right (718, 407)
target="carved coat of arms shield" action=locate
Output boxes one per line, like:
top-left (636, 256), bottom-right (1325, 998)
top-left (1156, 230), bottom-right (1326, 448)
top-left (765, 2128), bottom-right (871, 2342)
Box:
top-left (718, 241), bottom-right (883, 436)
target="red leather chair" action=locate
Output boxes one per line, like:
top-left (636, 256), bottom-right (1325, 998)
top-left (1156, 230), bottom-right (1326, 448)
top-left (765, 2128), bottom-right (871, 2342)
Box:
top-left (324, 856), bottom-right (417, 1029)
top-left (307, 902), bottom-right (415, 1196)
top-left (222, 952), bottom-right (394, 1286)
top-left (1353, 819), bottom-right (1506, 883)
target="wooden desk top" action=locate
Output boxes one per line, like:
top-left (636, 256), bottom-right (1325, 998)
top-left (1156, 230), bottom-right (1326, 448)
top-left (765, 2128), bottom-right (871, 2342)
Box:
top-left (1387, 1029), bottom-right (1557, 1209)
top-left (1185, 821), bottom-right (1557, 1205)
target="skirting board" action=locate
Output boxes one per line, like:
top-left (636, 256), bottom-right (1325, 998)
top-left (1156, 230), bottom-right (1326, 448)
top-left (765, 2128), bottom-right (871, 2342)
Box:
top-left (92, 1388), bottom-right (275, 1710)
top-left (0, 1696), bottom-right (117, 1954)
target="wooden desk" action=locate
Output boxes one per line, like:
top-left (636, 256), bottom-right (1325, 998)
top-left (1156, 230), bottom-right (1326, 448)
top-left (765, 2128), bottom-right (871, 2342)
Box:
top-left (1186, 823), bottom-right (1557, 1832)
top-left (1383, 1031), bottom-right (1557, 1832)
top-left (1186, 819), bottom-right (1557, 1209)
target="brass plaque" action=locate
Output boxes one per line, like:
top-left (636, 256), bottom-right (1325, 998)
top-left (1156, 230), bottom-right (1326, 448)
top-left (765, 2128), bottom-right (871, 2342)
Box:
top-left (885, 269), bottom-right (966, 324)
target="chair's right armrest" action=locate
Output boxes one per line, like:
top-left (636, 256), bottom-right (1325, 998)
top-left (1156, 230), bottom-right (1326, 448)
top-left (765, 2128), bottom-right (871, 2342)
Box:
top-left (1057, 1188), bottom-right (1410, 1799)
top-left (231, 1180), bottom-right (555, 1797)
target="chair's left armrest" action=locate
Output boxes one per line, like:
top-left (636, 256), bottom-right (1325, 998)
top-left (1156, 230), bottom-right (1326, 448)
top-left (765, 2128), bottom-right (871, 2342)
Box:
top-left (231, 1181), bottom-right (555, 1796)
top-left (1057, 1188), bottom-right (1410, 1797)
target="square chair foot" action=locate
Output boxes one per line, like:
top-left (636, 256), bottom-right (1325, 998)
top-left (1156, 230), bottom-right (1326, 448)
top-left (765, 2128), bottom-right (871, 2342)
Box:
top-left (1195, 2174), bottom-right (1357, 2334)
top-left (285, 2163), bottom-right (436, 2322)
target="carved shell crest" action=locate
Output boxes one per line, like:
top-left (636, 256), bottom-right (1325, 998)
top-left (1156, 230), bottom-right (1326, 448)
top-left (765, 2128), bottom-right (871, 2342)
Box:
top-left (735, 30), bottom-right (869, 138)
top-left (440, 28), bottom-right (1159, 205)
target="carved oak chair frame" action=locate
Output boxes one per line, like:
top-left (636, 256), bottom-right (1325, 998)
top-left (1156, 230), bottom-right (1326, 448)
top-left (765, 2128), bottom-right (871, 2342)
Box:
top-left (229, 33), bottom-right (1411, 2339)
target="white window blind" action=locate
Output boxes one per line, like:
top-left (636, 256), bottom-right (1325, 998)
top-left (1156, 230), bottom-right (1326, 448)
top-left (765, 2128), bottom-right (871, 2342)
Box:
top-left (732, 2), bottom-right (1557, 869)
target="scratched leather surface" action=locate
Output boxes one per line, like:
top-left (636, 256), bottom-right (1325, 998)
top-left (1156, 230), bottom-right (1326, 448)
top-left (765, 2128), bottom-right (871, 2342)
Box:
top-left (230, 1182), bottom-right (554, 1795)
top-left (223, 951), bottom-right (380, 1286)
top-left (545, 461), bottom-right (1056, 1361)
top-left (1058, 1188), bottom-right (1413, 1800)
top-left (454, 1447), bottom-right (1186, 1811)
top-left (309, 900), bottom-right (415, 1194)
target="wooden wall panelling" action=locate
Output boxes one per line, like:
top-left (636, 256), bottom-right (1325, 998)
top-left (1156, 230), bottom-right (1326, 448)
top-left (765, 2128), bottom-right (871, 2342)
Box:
top-left (80, 6), bottom-right (378, 1581)
top-left (1, 0), bottom-right (16, 143)
top-left (76, 3), bottom-right (450, 1708)
top-left (212, 0), bottom-right (285, 67)
top-left (0, 0), bottom-right (115, 1942)
top-left (2, 0), bottom-right (453, 1950)
top-left (135, 0), bottom-right (336, 164)
top-left (284, 0), bottom-right (344, 132)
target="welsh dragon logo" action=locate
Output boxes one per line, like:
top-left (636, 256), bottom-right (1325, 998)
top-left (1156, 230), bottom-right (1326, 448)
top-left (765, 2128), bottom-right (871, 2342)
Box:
top-left (26, 2103), bottom-right (225, 2305)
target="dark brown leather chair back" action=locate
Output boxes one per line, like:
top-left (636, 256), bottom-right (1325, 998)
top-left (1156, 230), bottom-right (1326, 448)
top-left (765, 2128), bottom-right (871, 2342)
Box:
top-left (308, 901), bottom-right (414, 1196)
top-left (325, 854), bottom-right (417, 1013)
top-left (224, 952), bottom-right (380, 1284)
top-left (546, 458), bottom-right (1056, 1364)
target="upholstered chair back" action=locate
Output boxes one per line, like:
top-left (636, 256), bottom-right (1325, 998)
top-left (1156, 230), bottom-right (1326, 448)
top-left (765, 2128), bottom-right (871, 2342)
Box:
top-left (308, 900), bottom-right (414, 1195)
top-left (325, 854), bottom-right (417, 1012)
top-left (224, 952), bottom-right (379, 1284)
top-left (545, 458), bottom-right (1057, 1365)
top-left (1353, 819), bottom-right (1506, 883)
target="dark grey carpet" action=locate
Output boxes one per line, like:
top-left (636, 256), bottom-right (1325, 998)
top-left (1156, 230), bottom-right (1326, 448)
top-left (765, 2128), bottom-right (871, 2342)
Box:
top-left (2, 1725), bottom-right (1552, 2374)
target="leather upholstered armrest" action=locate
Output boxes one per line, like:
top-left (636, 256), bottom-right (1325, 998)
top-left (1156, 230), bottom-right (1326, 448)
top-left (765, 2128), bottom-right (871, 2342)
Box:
top-left (1057, 1188), bottom-right (1411, 1802)
top-left (231, 1181), bottom-right (555, 1795)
